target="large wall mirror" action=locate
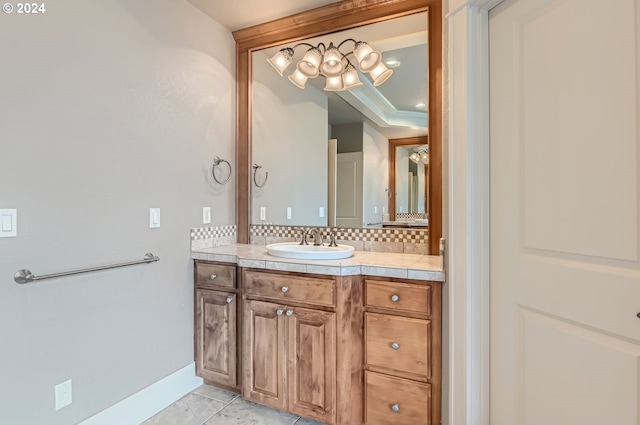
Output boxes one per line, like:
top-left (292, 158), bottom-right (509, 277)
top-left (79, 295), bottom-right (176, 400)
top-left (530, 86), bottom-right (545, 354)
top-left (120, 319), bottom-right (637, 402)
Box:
top-left (233, 0), bottom-right (442, 254)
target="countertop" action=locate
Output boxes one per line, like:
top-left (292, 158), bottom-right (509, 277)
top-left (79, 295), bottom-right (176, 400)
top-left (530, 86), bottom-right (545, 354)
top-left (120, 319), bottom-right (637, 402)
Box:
top-left (192, 244), bottom-right (445, 282)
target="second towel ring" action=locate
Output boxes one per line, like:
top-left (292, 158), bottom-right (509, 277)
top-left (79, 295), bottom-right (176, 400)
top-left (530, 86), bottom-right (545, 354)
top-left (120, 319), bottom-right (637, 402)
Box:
top-left (212, 157), bottom-right (232, 185)
top-left (253, 164), bottom-right (269, 188)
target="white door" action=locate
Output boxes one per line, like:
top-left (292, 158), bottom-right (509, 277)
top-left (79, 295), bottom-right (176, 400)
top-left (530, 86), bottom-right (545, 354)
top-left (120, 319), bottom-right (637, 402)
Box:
top-left (336, 152), bottom-right (363, 228)
top-left (490, 1), bottom-right (640, 424)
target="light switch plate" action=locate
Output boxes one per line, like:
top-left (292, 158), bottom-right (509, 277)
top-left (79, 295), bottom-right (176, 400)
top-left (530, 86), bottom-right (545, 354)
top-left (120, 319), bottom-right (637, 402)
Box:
top-left (260, 207), bottom-right (266, 221)
top-left (286, 207), bottom-right (292, 220)
top-left (318, 207), bottom-right (325, 218)
top-left (149, 208), bottom-right (160, 228)
top-left (55, 379), bottom-right (72, 411)
top-left (202, 207), bottom-right (211, 224)
top-left (0, 209), bottom-right (17, 237)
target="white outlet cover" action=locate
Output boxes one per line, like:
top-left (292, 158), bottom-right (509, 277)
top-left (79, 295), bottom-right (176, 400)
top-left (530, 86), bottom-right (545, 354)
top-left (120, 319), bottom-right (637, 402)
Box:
top-left (286, 207), bottom-right (292, 220)
top-left (318, 207), bottom-right (325, 218)
top-left (260, 207), bottom-right (266, 221)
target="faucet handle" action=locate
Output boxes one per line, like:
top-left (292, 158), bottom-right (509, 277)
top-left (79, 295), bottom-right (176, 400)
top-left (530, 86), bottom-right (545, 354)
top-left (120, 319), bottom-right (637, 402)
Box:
top-left (328, 228), bottom-right (339, 247)
top-left (296, 227), bottom-right (309, 245)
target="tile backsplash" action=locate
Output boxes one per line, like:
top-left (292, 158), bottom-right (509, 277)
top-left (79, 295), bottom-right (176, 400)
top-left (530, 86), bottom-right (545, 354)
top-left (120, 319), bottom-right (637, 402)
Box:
top-left (190, 224), bottom-right (429, 255)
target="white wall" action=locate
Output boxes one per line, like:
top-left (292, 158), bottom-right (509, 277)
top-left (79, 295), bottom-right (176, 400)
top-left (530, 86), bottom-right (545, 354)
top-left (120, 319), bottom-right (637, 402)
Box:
top-left (363, 122), bottom-right (389, 225)
top-left (0, 1), bottom-right (235, 423)
top-left (252, 51), bottom-right (328, 226)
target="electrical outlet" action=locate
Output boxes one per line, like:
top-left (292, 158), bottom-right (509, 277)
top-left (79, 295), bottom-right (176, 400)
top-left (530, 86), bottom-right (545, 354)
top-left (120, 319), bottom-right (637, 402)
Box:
top-left (286, 207), bottom-right (292, 220)
top-left (318, 207), bottom-right (325, 218)
top-left (202, 207), bottom-right (211, 224)
top-left (260, 207), bottom-right (266, 221)
top-left (374, 206), bottom-right (378, 214)
top-left (55, 379), bottom-right (72, 411)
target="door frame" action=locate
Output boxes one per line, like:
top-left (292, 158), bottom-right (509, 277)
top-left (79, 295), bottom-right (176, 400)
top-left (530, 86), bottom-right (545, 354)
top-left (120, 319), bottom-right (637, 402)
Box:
top-left (445, 1), bottom-right (502, 425)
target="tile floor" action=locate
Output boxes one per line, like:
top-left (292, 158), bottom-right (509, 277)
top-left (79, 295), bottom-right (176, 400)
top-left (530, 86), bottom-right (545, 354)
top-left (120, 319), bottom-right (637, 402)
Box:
top-left (142, 384), bottom-right (325, 425)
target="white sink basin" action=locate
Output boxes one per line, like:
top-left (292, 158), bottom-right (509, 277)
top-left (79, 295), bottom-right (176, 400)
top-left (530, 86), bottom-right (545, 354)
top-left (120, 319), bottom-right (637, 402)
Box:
top-left (266, 242), bottom-right (355, 260)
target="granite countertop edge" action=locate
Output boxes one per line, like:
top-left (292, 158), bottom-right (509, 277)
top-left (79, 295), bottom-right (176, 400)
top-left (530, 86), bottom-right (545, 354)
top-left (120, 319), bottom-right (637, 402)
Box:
top-left (191, 244), bottom-right (445, 282)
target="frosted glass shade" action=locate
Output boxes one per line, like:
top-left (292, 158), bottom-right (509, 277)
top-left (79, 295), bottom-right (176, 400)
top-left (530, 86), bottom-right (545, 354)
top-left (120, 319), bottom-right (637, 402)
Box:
top-left (369, 63), bottom-right (393, 86)
top-left (320, 45), bottom-right (345, 77)
top-left (298, 48), bottom-right (322, 78)
top-left (288, 69), bottom-right (308, 89)
top-left (342, 65), bottom-right (363, 90)
top-left (324, 75), bottom-right (343, 91)
top-left (267, 48), bottom-right (293, 76)
top-left (353, 42), bottom-right (381, 73)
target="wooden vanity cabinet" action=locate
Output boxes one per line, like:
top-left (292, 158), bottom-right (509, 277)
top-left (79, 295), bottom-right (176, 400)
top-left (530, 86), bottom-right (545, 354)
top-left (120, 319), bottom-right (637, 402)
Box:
top-left (363, 278), bottom-right (442, 425)
top-left (242, 269), bottom-right (362, 425)
top-left (194, 261), bottom-right (240, 391)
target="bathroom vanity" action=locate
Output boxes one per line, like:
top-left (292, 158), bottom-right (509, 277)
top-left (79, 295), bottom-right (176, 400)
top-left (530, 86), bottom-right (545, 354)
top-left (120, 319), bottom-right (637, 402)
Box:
top-left (193, 244), bottom-right (444, 425)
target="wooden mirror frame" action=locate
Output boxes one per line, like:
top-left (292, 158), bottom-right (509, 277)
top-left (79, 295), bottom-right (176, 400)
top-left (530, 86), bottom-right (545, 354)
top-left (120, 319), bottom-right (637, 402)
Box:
top-left (233, 0), bottom-right (442, 254)
top-left (389, 136), bottom-right (429, 220)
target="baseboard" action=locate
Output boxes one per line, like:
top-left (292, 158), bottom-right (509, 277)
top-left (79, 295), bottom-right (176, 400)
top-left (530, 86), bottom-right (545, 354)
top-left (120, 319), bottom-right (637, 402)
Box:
top-left (79, 362), bottom-right (203, 425)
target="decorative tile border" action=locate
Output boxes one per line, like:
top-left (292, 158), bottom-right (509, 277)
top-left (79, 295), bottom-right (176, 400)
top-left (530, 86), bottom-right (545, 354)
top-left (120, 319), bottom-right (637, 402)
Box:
top-left (250, 224), bottom-right (428, 244)
top-left (191, 225), bottom-right (237, 240)
top-left (190, 225), bottom-right (237, 251)
top-left (189, 224), bottom-right (430, 255)
top-left (396, 213), bottom-right (428, 220)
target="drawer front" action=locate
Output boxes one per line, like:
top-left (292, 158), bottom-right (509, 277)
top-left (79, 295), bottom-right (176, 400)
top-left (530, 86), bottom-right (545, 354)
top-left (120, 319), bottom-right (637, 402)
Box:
top-left (195, 262), bottom-right (236, 289)
top-left (366, 312), bottom-right (431, 378)
top-left (244, 270), bottom-right (335, 307)
top-left (365, 371), bottom-right (431, 425)
top-left (365, 280), bottom-right (431, 315)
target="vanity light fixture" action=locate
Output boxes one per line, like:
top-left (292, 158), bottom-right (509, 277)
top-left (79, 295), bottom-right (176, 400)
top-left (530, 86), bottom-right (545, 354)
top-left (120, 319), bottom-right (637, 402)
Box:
top-left (409, 148), bottom-right (429, 165)
top-left (267, 39), bottom-right (393, 91)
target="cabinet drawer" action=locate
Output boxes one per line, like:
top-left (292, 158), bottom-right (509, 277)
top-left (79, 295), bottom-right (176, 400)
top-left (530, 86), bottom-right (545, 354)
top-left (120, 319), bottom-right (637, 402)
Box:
top-left (365, 312), bottom-right (431, 378)
top-left (365, 280), bottom-right (431, 316)
top-left (244, 270), bottom-right (335, 307)
top-left (365, 371), bottom-right (431, 425)
top-left (195, 262), bottom-right (236, 289)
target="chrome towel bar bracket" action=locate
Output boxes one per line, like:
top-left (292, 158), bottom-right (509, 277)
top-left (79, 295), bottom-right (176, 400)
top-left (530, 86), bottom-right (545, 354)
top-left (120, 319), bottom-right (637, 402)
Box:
top-left (14, 253), bottom-right (160, 284)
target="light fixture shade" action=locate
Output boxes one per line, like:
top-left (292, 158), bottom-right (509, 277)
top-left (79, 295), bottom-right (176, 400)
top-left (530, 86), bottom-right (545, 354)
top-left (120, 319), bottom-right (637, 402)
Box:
top-left (320, 44), bottom-right (345, 77)
top-left (353, 41), bottom-right (382, 73)
top-left (297, 48), bottom-right (322, 78)
top-left (342, 64), bottom-right (363, 90)
top-left (369, 63), bottom-right (393, 86)
top-left (267, 48), bottom-right (293, 76)
top-left (288, 69), bottom-right (308, 89)
top-left (324, 75), bottom-right (343, 91)
top-left (409, 152), bottom-right (420, 163)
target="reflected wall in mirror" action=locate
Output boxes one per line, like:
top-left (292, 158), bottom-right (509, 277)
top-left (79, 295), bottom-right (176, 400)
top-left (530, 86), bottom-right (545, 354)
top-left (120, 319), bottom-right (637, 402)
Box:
top-left (251, 13), bottom-right (428, 229)
top-left (389, 136), bottom-right (429, 227)
top-left (233, 0), bottom-right (442, 254)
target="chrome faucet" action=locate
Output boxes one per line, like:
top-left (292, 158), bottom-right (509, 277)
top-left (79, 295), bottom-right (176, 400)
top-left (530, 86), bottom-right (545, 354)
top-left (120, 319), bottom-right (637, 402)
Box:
top-left (306, 228), bottom-right (323, 246)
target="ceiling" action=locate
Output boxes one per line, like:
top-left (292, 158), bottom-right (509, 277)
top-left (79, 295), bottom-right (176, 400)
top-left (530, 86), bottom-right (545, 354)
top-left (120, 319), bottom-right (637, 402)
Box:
top-left (185, 0), bottom-right (340, 31)
top-left (187, 0), bottom-right (428, 139)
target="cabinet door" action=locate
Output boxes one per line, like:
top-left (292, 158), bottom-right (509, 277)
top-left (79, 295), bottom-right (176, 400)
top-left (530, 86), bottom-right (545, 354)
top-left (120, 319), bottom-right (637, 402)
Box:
top-left (243, 300), bottom-right (286, 411)
top-left (195, 289), bottom-right (237, 388)
top-left (287, 307), bottom-right (336, 424)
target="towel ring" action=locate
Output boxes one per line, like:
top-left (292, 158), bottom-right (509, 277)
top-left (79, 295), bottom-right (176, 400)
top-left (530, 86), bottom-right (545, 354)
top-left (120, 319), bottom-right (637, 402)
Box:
top-left (253, 164), bottom-right (269, 188)
top-left (212, 157), bottom-right (232, 185)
